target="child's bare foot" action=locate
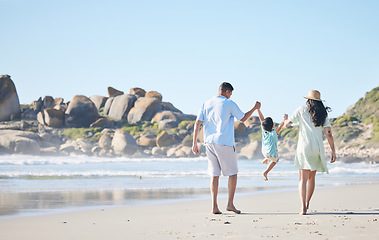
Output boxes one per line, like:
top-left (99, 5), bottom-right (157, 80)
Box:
top-left (263, 172), bottom-right (268, 181)
top-left (262, 159), bottom-right (268, 164)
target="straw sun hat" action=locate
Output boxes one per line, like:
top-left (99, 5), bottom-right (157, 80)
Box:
top-left (304, 90), bottom-right (323, 101)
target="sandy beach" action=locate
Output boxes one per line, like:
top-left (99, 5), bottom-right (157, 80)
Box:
top-left (0, 183), bottom-right (378, 240)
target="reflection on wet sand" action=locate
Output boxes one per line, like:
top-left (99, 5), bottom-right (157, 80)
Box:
top-left (0, 188), bottom-right (210, 217)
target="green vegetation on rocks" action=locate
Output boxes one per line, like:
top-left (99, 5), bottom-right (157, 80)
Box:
top-left (279, 125), bottom-right (299, 141)
top-left (62, 127), bottom-right (103, 142)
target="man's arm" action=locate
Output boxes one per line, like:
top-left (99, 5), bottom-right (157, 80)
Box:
top-left (240, 101), bottom-right (261, 122)
top-left (192, 120), bottom-right (203, 155)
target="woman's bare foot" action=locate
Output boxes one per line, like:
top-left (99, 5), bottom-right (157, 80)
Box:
top-left (262, 159), bottom-right (268, 164)
top-left (263, 172), bottom-right (268, 181)
top-left (226, 206), bottom-right (241, 214)
top-left (300, 207), bottom-right (307, 215)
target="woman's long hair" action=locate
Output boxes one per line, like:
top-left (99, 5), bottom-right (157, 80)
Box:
top-left (306, 99), bottom-right (331, 127)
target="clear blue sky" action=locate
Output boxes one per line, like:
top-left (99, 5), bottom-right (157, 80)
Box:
top-left (2, 0), bottom-right (378, 122)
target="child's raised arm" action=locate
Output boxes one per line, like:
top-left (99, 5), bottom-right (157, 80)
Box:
top-left (275, 114), bottom-right (288, 134)
top-left (257, 109), bottom-right (264, 123)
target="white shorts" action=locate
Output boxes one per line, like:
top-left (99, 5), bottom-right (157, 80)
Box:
top-left (264, 153), bottom-right (279, 163)
top-left (205, 143), bottom-right (238, 177)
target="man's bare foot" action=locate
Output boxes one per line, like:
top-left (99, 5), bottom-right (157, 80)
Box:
top-left (262, 159), bottom-right (268, 164)
top-left (263, 172), bottom-right (268, 181)
top-left (212, 207), bottom-right (222, 214)
top-left (226, 206), bottom-right (241, 214)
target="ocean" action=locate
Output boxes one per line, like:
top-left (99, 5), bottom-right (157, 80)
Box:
top-left (1, 155), bottom-right (379, 217)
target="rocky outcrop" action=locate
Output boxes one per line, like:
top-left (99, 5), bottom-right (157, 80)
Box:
top-left (107, 94), bottom-right (137, 121)
top-left (98, 133), bottom-right (112, 150)
top-left (42, 108), bottom-right (65, 128)
top-left (42, 96), bottom-right (55, 110)
top-left (108, 87), bottom-right (124, 97)
top-left (137, 135), bottom-right (156, 147)
top-left (130, 88), bottom-right (146, 98)
top-left (65, 95), bottom-right (99, 128)
top-left (89, 117), bottom-right (114, 128)
top-left (156, 131), bottom-right (178, 147)
top-left (103, 97), bottom-right (114, 115)
top-left (145, 91), bottom-right (162, 102)
top-left (234, 121), bottom-right (247, 135)
top-left (111, 129), bottom-right (138, 155)
top-left (127, 97), bottom-right (162, 124)
top-left (90, 95), bottom-right (108, 110)
top-left (162, 102), bottom-right (182, 113)
top-left (0, 75), bottom-right (20, 121)
top-left (0, 130), bottom-right (40, 155)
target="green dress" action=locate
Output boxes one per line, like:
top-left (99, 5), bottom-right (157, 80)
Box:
top-left (289, 106), bottom-right (331, 173)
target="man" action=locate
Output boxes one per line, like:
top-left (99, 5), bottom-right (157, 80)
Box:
top-left (192, 82), bottom-right (261, 214)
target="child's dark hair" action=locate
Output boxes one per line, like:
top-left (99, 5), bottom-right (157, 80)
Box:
top-left (262, 117), bottom-right (274, 132)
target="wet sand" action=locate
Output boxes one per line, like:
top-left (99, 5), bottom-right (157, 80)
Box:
top-left (0, 183), bottom-right (378, 240)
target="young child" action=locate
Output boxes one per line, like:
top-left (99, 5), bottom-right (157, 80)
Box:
top-left (257, 108), bottom-right (288, 181)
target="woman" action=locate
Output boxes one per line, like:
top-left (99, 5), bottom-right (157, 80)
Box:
top-left (285, 90), bottom-right (336, 215)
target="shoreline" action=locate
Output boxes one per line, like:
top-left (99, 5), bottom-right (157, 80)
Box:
top-left (1, 180), bottom-right (379, 220)
top-left (0, 183), bottom-right (378, 239)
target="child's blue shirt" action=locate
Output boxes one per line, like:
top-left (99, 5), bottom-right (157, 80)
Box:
top-left (261, 127), bottom-right (278, 157)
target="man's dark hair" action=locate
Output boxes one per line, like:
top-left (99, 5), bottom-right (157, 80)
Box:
top-left (262, 117), bottom-right (274, 132)
top-left (219, 82), bottom-right (234, 93)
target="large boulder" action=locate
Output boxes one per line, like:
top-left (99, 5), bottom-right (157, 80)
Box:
top-left (108, 87), bottom-right (124, 97)
top-left (111, 129), bottom-right (138, 155)
top-left (90, 95), bottom-right (108, 110)
top-left (0, 75), bottom-right (20, 121)
top-left (0, 130), bottom-right (40, 155)
top-left (65, 95), bottom-right (99, 128)
top-left (42, 96), bottom-right (55, 109)
top-left (99, 133), bottom-right (112, 150)
top-left (145, 91), bottom-right (162, 102)
top-left (103, 97), bottom-right (114, 115)
top-left (127, 97), bottom-right (162, 124)
top-left (244, 116), bottom-right (260, 129)
top-left (54, 97), bottom-right (64, 106)
top-left (162, 102), bottom-right (182, 113)
top-left (130, 88), bottom-right (146, 98)
top-left (158, 119), bottom-right (178, 129)
top-left (90, 117), bottom-right (114, 128)
top-left (107, 94), bottom-right (137, 121)
top-left (234, 121), bottom-right (247, 135)
top-left (43, 108), bottom-right (65, 127)
top-left (151, 111), bottom-right (179, 123)
top-left (156, 131), bottom-right (177, 147)
top-left (137, 135), bottom-right (156, 147)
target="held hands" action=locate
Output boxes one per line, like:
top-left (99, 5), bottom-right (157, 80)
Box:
top-left (283, 114), bottom-right (288, 121)
top-left (254, 101), bottom-right (261, 110)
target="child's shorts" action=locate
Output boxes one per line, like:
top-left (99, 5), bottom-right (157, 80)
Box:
top-left (264, 154), bottom-right (279, 163)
